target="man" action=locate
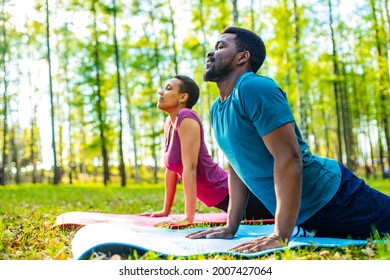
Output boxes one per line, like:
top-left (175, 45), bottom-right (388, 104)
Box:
top-left (186, 27), bottom-right (390, 253)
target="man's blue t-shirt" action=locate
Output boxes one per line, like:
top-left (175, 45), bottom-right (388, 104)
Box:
top-left (210, 72), bottom-right (341, 225)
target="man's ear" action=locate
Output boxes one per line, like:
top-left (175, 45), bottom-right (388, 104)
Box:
top-left (237, 50), bottom-right (250, 65)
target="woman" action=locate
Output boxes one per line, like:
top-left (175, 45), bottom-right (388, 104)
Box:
top-left (142, 75), bottom-right (273, 226)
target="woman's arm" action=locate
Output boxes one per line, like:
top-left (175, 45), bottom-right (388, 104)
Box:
top-left (178, 117), bottom-right (201, 224)
top-left (141, 168), bottom-right (177, 217)
top-left (161, 168), bottom-right (178, 215)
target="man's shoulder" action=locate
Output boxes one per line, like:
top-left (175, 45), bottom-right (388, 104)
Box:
top-left (210, 97), bottom-right (220, 111)
top-left (236, 74), bottom-right (279, 99)
top-left (241, 73), bottom-right (278, 88)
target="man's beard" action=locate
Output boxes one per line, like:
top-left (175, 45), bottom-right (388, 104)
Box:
top-left (203, 57), bottom-right (234, 82)
top-left (203, 67), bottom-right (219, 82)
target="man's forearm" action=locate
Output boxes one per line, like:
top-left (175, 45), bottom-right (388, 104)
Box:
top-left (226, 165), bottom-right (249, 234)
top-left (273, 157), bottom-right (302, 241)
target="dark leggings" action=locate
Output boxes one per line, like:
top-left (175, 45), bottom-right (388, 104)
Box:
top-left (300, 163), bottom-right (390, 239)
top-left (215, 192), bottom-right (274, 220)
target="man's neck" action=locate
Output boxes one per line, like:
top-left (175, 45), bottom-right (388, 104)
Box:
top-left (217, 70), bottom-right (249, 101)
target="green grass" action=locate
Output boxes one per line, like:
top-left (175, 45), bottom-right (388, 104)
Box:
top-left (0, 179), bottom-right (389, 260)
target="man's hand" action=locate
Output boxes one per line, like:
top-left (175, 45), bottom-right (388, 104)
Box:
top-left (185, 226), bottom-right (235, 239)
top-left (230, 233), bottom-right (288, 253)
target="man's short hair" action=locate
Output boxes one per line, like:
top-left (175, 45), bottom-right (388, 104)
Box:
top-left (221, 27), bottom-right (266, 73)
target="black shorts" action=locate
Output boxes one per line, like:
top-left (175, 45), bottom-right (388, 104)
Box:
top-left (300, 163), bottom-right (390, 239)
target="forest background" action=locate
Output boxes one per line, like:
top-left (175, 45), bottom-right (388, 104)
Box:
top-left (1, 0), bottom-right (389, 187)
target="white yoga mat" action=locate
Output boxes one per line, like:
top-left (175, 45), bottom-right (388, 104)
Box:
top-left (71, 223), bottom-right (368, 260)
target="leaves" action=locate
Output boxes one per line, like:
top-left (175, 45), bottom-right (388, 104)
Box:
top-left (1, 0), bottom-right (389, 184)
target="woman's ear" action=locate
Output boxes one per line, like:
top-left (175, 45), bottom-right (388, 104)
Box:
top-left (180, 92), bottom-right (189, 104)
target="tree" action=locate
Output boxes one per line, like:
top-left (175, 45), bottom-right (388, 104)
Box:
top-left (120, 23), bottom-right (140, 183)
top-left (370, 0), bottom-right (390, 178)
top-left (45, 0), bottom-right (61, 184)
top-left (91, 0), bottom-right (110, 185)
top-left (0, 0), bottom-right (9, 185)
top-left (292, 0), bottom-right (309, 141)
top-left (327, 0), bottom-right (345, 164)
top-left (166, 0), bottom-right (179, 74)
top-left (232, 0), bottom-right (238, 25)
top-left (2, 0), bottom-right (389, 184)
top-left (112, 0), bottom-right (126, 187)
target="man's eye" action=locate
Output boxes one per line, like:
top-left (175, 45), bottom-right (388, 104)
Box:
top-left (215, 43), bottom-right (223, 50)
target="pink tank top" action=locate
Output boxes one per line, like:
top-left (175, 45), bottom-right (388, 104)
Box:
top-left (164, 108), bottom-right (228, 207)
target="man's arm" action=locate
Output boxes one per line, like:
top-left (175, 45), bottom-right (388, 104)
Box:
top-left (224, 164), bottom-right (249, 233)
top-left (186, 164), bottom-right (248, 239)
top-left (265, 122), bottom-right (302, 242)
top-left (231, 121), bottom-right (302, 252)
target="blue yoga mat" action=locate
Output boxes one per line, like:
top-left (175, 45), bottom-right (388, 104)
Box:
top-left (71, 223), bottom-right (369, 260)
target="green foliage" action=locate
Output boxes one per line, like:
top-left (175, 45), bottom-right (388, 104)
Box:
top-left (1, 0), bottom-right (390, 186)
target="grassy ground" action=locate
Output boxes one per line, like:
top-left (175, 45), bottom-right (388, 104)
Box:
top-left (0, 178), bottom-right (389, 260)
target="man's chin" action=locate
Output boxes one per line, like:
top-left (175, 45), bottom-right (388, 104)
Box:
top-left (203, 72), bottom-right (218, 82)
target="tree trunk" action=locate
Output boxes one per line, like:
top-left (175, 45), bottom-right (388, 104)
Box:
top-left (121, 31), bottom-right (140, 183)
top-left (113, 0), bottom-right (126, 187)
top-left (340, 59), bottom-right (354, 169)
top-left (26, 38), bottom-right (38, 184)
top-left (168, 0), bottom-right (179, 75)
top-left (292, 0), bottom-right (309, 141)
top-left (123, 81), bottom-right (140, 184)
top-left (148, 2), bottom-right (162, 184)
top-left (92, 0), bottom-right (110, 185)
top-left (11, 126), bottom-right (20, 184)
top-left (30, 105), bottom-right (38, 184)
top-left (151, 45), bottom-right (159, 184)
top-left (120, 23), bottom-right (140, 184)
top-left (1, 0), bottom-right (8, 185)
top-left (327, 0), bottom-right (344, 164)
top-left (232, 0), bottom-right (238, 25)
top-left (197, 0), bottom-right (218, 160)
top-left (61, 22), bottom-right (75, 184)
top-left (250, 0), bottom-right (255, 30)
top-left (45, 0), bottom-right (60, 184)
top-left (370, 0), bottom-right (390, 178)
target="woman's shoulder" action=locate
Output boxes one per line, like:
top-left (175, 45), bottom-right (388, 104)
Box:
top-left (177, 108), bottom-right (201, 121)
top-left (176, 108), bottom-right (203, 130)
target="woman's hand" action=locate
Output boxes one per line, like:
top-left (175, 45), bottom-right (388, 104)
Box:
top-left (139, 210), bottom-right (168, 217)
top-left (155, 217), bottom-right (192, 227)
